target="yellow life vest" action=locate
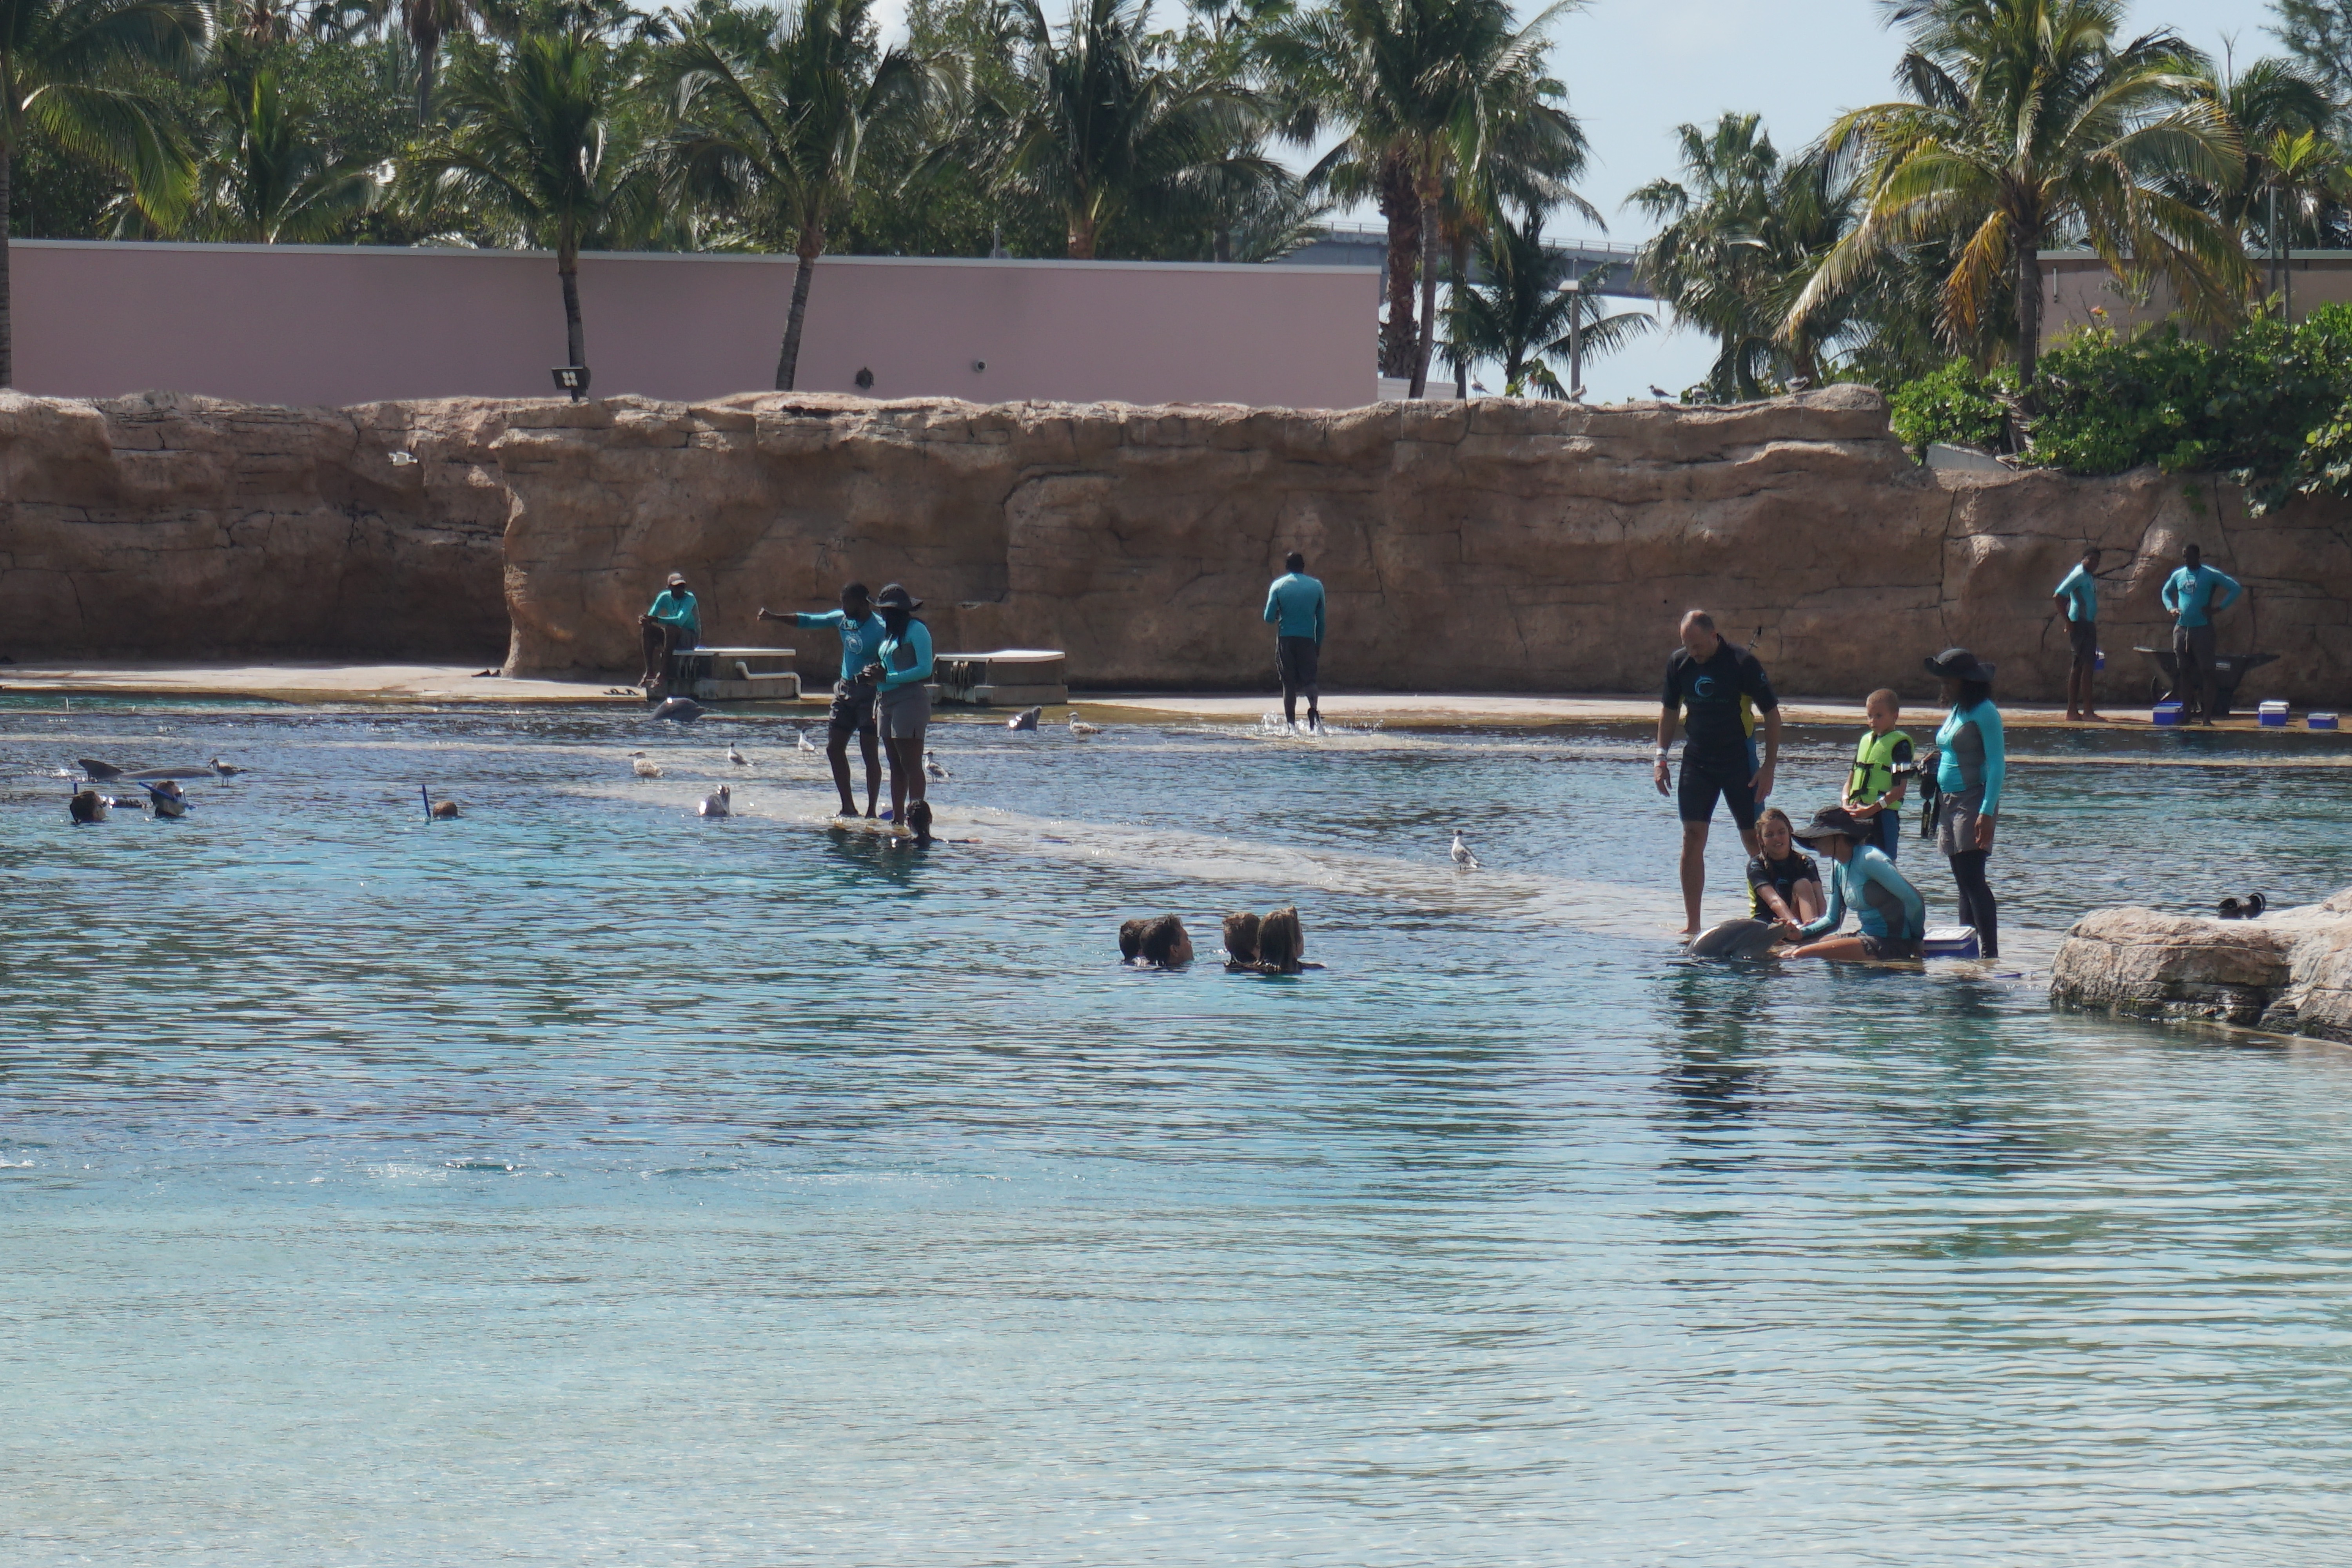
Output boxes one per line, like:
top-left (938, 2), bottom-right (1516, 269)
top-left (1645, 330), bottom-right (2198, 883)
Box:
top-left (1848, 728), bottom-right (1911, 804)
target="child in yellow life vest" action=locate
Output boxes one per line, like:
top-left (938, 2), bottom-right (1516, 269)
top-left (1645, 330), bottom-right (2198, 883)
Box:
top-left (1845, 688), bottom-right (1913, 861)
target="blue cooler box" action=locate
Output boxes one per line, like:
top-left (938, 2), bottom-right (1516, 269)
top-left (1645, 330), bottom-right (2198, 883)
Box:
top-left (2314, 712), bottom-right (2341, 731)
top-left (1922, 926), bottom-right (1981, 958)
top-left (2153, 702), bottom-right (2186, 726)
top-left (2259, 700), bottom-right (2290, 728)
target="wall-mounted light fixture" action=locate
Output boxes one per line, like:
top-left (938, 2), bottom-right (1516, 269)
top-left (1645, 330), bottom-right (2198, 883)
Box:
top-left (972, 360), bottom-right (986, 372)
top-left (855, 367), bottom-right (875, 390)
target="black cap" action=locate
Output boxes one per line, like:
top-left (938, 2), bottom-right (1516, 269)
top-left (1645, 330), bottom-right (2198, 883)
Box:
top-left (874, 583), bottom-right (923, 610)
top-left (1788, 805), bottom-right (1874, 846)
top-left (1924, 646), bottom-right (1995, 682)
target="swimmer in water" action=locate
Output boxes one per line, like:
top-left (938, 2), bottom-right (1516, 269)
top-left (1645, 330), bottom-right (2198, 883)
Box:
top-left (1774, 805), bottom-right (1928, 962)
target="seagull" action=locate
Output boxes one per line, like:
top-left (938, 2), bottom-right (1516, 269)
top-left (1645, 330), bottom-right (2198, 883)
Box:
top-left (728, 746), bottom-right (748, 767)
top-left (1787, 375), bottom-right (1813, 393)
top-left (1007, 706), bottom-right (1042, 732)
top-left (1451, 830), bottom-right (1481, 869)
top-left (698, 784), bottom-right (731, 818)
top-left (797, 727), bottom-right (818, 753)
top-left (1648, 384), bottom-right (1673, 400)
top-left (209, 757), bottom-right (245, 779)
top-left (631, 752), bottom-right (663, 779)
top-left (925, 750), bottom-right (949, 780)
top-left (1068, 713), bottom-right (1102, 737)
top-left (1568, 385), bottom-right (1587, 403)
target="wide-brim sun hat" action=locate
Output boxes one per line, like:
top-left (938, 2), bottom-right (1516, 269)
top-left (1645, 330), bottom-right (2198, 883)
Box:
top-left (1924, 646), bottom-right (1995, 683)
top-left (874, 583), bottom-right (923, 610)
top-left (1788, 805), bottom-right (1874, 846)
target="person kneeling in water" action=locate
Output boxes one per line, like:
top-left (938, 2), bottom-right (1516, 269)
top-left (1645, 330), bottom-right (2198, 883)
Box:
top-left (1747, 807), bottom-right (1824, 929)
top-left (1775, 805), bottom-right (1927, 961)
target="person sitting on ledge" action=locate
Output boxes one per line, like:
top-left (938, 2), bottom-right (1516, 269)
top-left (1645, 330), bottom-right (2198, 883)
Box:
top-left (639, 572), bottom-right (702, 693)
top-left (1775, 805), bottom-right (1927, 962)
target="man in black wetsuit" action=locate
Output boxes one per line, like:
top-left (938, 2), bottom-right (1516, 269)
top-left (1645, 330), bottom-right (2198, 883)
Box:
top-left (1653, 609), bottom-right (1782, 935)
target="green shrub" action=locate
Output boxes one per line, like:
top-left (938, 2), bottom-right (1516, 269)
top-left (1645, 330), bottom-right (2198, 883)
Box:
top-left (1885, 305), bottom-right (2352, 511)
top-left (1887, 360), bottom-right (2008, 455)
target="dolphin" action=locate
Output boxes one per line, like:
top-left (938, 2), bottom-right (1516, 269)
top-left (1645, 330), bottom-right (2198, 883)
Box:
top-left (652, 696), bottom-right (706, 722)
top-left (77, 758), bottom-right (127, 781)
top-left (1007, 706), bottom-right (1042, 731)
top-left (1688, 918), bottom-right (1782, 959)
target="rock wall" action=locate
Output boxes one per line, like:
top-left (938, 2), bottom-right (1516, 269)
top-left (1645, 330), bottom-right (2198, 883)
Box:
top-left (0, 392), bottom-right (506, 659)
top-left (2049, 891), bottom-right (2352, 1042)
top-left (6, 385), bottom-right (2352, 702)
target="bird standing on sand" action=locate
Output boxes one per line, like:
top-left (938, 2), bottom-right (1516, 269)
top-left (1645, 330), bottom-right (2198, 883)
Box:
top-left (209, 758), bottom-right (245, 779)
top-left (1648, 385), bottom-right (1672, 400)
top-left (1068, 713), bottom-right (1102, 737)
top-left (1451, 830), bottom-right (1481, 869)
top-left (797, 727), bottom-right (818, 753)
top-left (728, 746), bottom-right (748, 767)
top-left (631, 752), bottom-right (663, 779)
top-left (699, 784), bottom-right (731, 818)
top-left (925, 750), bottom-right (949, 780)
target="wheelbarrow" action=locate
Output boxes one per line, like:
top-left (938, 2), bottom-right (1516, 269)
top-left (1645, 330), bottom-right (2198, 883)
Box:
top-left (2132, 646), bottom-right (2279, 717)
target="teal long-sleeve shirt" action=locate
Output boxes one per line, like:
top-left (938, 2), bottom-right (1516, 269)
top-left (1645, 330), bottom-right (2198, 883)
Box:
top-left (1799, 843), bottom-right (1927, 942)
top-left (876, 619), bottom-right (934, 690)
top-left (1263, 573), bottom-right (1326, 642)
top-left (1936, 698), bottom-right (2006, 816)
top-left (793, 608), bottom-right (889, 685)
top-left (645, 588), bottom-right (701, 646)
top-left (2053, 563), bottom-right (2096, 623)
top-left (2161, 564), bottom-right (2241, 628)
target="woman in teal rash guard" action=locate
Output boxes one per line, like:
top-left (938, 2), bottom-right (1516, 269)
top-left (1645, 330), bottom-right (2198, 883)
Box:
top-left (1774, 806), bottom-right (1928, 962)
top-left (1925, 646), bottom-right (2005, 958)
top-left (859, 584), bottom-right (936, 841)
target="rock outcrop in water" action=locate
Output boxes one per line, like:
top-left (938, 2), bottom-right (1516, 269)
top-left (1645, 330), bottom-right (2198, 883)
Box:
top-left (2049, 890), bottom-right (2352, 1041)
top-left (5, 384), bottom-right (2351, 701)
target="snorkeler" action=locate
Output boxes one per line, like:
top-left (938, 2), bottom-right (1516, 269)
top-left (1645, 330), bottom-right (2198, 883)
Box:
top-left (1774, 806), bottom-right (1928, 962)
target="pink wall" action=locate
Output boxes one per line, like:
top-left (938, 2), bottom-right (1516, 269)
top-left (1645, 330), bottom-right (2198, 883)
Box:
top-left (13, 240), bottom-right (1379, 410)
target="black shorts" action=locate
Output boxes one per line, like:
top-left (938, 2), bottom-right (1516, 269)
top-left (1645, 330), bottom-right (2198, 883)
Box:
top-left (1277, 636), bottom-right (1321, 690)
top-left (828, 681), bottom-right (877, 738)
top-left (1677, 750), bottom-right (1757, 830)
top-left (1859, 934), bottom-right (1924, 961)
top-left (2067, 619), bottom-right (2098, 663)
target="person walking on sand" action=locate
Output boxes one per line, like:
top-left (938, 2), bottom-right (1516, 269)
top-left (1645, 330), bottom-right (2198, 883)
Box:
top-left (638, 572), bottom-right (701, 693)
top-left (1654, 610), bottom-right (1782, 936)
top-left (2161, 543), bottom-right (2241, 725)
top-left (2053, 546), bottom-right (2105, 722)
top-left (760, 582), bottom-right (886, 818)
top-left (859, 584), bottom-right (934, 833)
top-left (1263, 551), bottom-right (1326, 733)
top-left (1843, 688), bottom-right (1912, 861)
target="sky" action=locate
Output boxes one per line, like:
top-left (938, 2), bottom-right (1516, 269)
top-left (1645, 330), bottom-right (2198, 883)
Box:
top-left (866, 0), bottom-right (2291, 401)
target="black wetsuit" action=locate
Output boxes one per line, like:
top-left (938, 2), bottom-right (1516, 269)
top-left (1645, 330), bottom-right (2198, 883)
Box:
top-left (1662, 641), bottom-right (1779, 831)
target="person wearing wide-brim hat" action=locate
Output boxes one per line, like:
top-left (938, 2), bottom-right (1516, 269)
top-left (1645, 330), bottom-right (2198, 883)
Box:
top-left (857, 583), bottom-right (936, 842)
top-left (1773, 805), bottom-right (1928, 962)
top-left (1923, 646), bottom-right (2005, 959)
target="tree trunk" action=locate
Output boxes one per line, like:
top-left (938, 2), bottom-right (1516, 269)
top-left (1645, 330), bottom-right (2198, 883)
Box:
top-left (2014, 229), bottom-right (2042, 397)
top-left (414, 34), bottom-right (438, 127)
top-left (1449, 223), bottom-right (1469, 398)
top-left (1068, 210), bottom-right (1096, 260)
top-left (777, 230), bottom-right (819, 391)
top-left (1408, 185), bottom-right (1439, 398)
top-left (1, 141), bottom-right (13, 388)
top-left (1377, 157), bottom-right (1418, 379)
top-left (1213, 222), bottom-right (1231, 264)
top-left (559, 247), bottom-right (585, 371)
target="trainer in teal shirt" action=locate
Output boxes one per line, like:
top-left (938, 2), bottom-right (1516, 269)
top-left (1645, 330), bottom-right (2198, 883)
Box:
top-left (2053, 560), bottom-right (2096, 623)
top-left (1798, 841), bottom-right (1927, 943)
top-left (1263, 570), bottom-right (1326, 642)
top-left (794, 606), bottom-right (888, 684)
top-left (1937, 695), bottom-right (2006, 816)
top-left (2162, 557), bottom-right (2241, 628)
top-left (645, 582), bottom-right (701, 646)
top-left (876, 618), bottom-right (933, 689)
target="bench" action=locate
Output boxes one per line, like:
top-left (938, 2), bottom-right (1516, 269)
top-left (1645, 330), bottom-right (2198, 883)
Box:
top-left (934, 648), bottom-right (1068, 707)
top-left (665, 645), bottom-right (801, 702)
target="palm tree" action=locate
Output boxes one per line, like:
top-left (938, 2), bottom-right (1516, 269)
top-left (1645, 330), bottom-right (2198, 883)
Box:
top-left (1452, 205), bottom-right (1650, 394)
top-left (1267, 0), bottom-right (1581, 393)
top-left (1631, 114), bottom-right (1785, 399)
top-left (2174, 56), bottom-right (2339, 303)
top-left (1791, 0), bottom-right (2245, 392)
top-left (401, 24), bottom-right (654, 382)
top-left (194, 66), bottom-right (377, 240)
top-left (0, 0), bottom-right (199, 384)
top-left (982, 0), bottom-right (1262, 261)
top-left (661, 0), bottom-right (931, 390)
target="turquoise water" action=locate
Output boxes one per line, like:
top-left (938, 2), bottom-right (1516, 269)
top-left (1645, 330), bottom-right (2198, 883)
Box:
top-left (8, 701), bottom-right (2352, 1565)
